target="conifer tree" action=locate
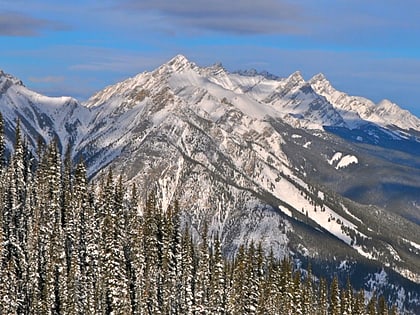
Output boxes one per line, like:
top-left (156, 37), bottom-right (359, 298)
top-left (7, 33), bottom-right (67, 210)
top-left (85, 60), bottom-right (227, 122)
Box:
top-left (302, 264), bottom-right (315, 315)
top-left (378, 295), bottom-right (389, 315)
top-left (100, 170), bottom-right (131, 314)
top-left (329, 275), bottom-right (341, 315)
top-left (180, 228), bottom-right (195, 315)
top-left (165, 201), bottom-right (183, 314)
top-left (367, 292), bottom-right (377, 315)
top-left (210, 237), bottom-right (226, 315)
top-left (292, 270), bottom-right (303, 315)
top-left (0, 258), bottom-right (19, 314)
top-left (260, 249), bottom-right (280, 314)
top-left (228, 244), bottom-right (247, 315)
top-left (0, 112), bottom-right (5, 169)
top-left (317, 278), bottom-right (328, 315)
top-left (279, 257), bottom-right (293, 314)
top-left (195, 222), bottom-right (211, 314)
top-left (142, 190), bottom-right (161, 314)
top-left (3, 120), bottom-right (32, 314)
top-left (389, 304), bottom-right (398, 315)
top-left (353, 289), bottom-right (366, 315)
top-left (246, 241), bottom-right (262, 315)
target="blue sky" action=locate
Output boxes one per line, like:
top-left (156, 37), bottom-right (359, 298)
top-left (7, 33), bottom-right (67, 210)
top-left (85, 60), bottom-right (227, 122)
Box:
top-left (1, 0), bottom-right (420, 116)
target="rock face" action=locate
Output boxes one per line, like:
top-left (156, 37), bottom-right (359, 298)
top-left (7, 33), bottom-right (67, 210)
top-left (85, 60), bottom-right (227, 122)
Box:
top-left (1, 55), bottom-right (420, 312)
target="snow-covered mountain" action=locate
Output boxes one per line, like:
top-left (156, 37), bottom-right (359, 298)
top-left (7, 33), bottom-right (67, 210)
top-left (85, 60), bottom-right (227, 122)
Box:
top-left (1, 55), bottom-right (420, 312)
top-left (0, 69), bottom-right (89, 154)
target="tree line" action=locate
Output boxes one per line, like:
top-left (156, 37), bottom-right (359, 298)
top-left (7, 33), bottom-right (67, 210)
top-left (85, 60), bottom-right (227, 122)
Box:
top-left (0, 113), bottom-right (400, 314)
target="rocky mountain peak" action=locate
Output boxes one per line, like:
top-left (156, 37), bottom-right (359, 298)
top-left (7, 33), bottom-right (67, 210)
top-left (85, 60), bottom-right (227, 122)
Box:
top-left (286, 70), bottom-right (305, 86)
top-left (0, 69), bottom-right (24, 93)
top-left (308, 73), bottom-right (335, 94)
top-left (159, 54), bottom-right (197, 74)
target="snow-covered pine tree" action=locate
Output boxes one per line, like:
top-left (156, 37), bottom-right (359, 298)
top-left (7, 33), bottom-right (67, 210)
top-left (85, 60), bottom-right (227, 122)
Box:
top-left (122, 182), bottom-right (143, 314)
top-left (2, 120), bottom-right (32, 314)
top-left (353, 289), bottom-right (366, 315)
top-left (367, 292), bottom-right (377, 315)
top-left (73, 160), bottom-right (102, 314)
top-left (228, 244), bottom-right (247, 315)
top-left (378, 295), bottom-right (389, 315)
top-left (100, 170), bottom-right (131, 314)
top-left (0, 258), bottom-right (19, 314)
top-left (389, 304), bottom-right (398, 315)
top-left (194, 221), bottom-right (211, 315)
top-left (302, 264), bottom-right (315, 315)
top-left (292, 270), bottom-right (303, 315)
top-left (62, 144), bottom-right (75, 271)
top-left (180, 227), bottom-right (195, 315)
top-left (126, 183), bottom-right (147, 314)
top-left (329, 275), bottom-right (341, 315)
top-left (45, 142), bottom-right (69, 314)
top-left (142, 190), bottom-right (161, 314)
top-left (0, 112), bottom-right (5, 169)
top-left (279, 257), bottom-right (293, 314)
top-left (340, 276), bottom-right (353, 315)
top-left (317, 278), bottom-right (328, 315)
top-left (164, 201), bottom-right (183, 314)
top-left (246, 242), bottom-right (260, 315)
top-left (259, 249), bottom-right (280, 315)
top-left (254, 242), bottom-right (265, 315)
top-left (210, 237), bottom-right (227, 315)
top-left (0, 197), bottom-right (19, 315)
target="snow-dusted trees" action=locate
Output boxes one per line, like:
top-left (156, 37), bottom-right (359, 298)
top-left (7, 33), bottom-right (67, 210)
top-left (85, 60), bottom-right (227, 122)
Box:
top-left (0, 112), bottom-right (5, 168)
top-left (0, 125), bottom-right (402, 315)
top-left (330, 275), bottom-right (341, 315)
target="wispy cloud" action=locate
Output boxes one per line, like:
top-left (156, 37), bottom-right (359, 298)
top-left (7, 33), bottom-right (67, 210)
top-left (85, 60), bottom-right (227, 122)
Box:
top-left (114, 0), bottom-right (305, 35)
top-left (29, 75), bottom-right (65, 83)
top-left (0, 11), bottom-right (67, 36)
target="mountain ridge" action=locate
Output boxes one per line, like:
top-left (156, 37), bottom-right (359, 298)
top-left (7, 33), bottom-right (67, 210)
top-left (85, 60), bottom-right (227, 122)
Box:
top-left (1, 55), bottom-right (420, 312)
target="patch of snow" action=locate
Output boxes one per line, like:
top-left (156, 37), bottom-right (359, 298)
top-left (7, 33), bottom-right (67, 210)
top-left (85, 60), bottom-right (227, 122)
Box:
top-left (402, 238), bottom-right (420, 251)
top-left (328, 152), bottom-right (342, 165)
top-left (354, 245), bottom-right (375, 260)
top-left (336, 155), bottom-right (358, 169)
top-left (303, 141), bottom-right (311, 148)
top-left (341, 204), bottom-right (363, 225)
top-left (279, 206), bottom-right (292, 218)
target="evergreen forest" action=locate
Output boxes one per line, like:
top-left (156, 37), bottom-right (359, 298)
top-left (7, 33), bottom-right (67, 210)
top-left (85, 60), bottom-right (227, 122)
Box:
top-left (0, 114), bottom-right (400, 314)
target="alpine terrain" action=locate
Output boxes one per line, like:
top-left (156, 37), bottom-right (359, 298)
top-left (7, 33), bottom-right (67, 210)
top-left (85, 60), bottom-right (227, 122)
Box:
top-left (1, 55), bottom-right (419, 313)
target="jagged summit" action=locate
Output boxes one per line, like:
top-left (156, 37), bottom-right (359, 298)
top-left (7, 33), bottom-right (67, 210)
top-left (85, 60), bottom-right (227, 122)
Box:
top-left (157, 54), bottom-right (198, 74)
top-left (285, 70), bottom-right (305, 86)
top-left (308, 72), bottom-right (335, 93)
top-left (169, 54), bottom-right (190, 65)
top-left (0, 69), bottom-right (24, 92)
top-left (309, 72), bottom-right (328, 83)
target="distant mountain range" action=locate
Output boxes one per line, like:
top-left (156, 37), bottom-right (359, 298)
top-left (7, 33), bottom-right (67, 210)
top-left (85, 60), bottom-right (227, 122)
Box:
top-left (1, 55), bottom-right (419, 313)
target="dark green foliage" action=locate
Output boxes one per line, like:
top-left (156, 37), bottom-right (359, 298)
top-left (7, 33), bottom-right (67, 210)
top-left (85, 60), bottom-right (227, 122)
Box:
top-left (0, 136), bottom-right (401, 314)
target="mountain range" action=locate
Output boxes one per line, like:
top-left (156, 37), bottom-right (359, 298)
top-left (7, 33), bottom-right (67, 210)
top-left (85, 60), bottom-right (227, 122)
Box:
top-left (1, 55), bottom-right (419, 312)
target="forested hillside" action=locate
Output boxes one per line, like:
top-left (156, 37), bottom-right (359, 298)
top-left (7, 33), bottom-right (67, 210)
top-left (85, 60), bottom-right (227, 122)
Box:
top-left (0, 114), bottom-right (400, 314)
